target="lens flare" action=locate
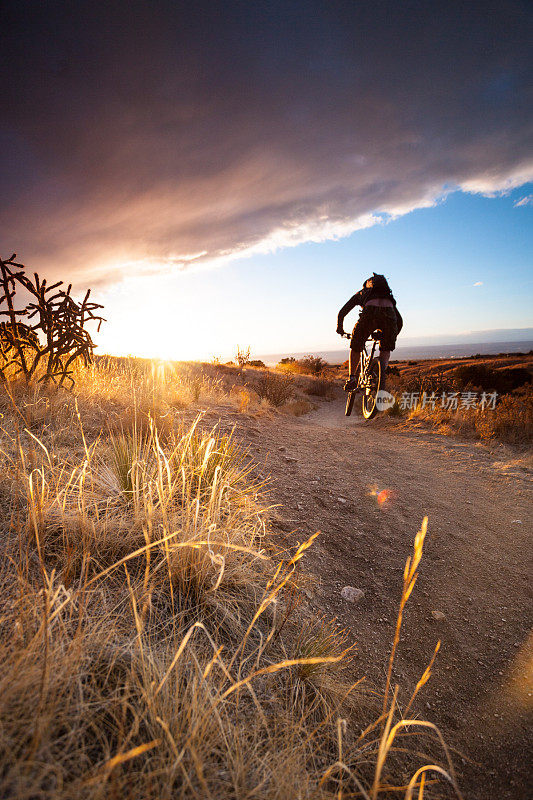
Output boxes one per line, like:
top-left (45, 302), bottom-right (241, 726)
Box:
top-left (377, 489), bottom-right (392, 505)
top-left (369, 485), bottom-right (393, 507)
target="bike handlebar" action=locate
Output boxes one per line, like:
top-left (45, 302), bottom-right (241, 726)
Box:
top-left (339, 330), bottom-right (382, 343)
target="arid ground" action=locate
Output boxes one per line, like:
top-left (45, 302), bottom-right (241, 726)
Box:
top-left (208, 392), bottom-right (532, 800)
top-left (1, 352), bottom-right (531, 799)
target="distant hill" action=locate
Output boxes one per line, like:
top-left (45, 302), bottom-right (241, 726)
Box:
top-left (261, 339), bottom-right (533, 365)
top-left (394, 328), bottom-right (533, 346)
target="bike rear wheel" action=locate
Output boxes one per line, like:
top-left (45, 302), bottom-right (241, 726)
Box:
top-left (362, 359), bottom-right (381, 419)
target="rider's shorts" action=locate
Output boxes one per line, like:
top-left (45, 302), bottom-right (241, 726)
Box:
top-left (350, 306), bottom-right (398, 352)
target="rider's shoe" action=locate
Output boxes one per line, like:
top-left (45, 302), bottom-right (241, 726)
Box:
top-left (344, 377), bottom-right (358, 391)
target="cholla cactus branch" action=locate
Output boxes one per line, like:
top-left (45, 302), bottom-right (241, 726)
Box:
top-left (0, 253), bottom-right (105, 386)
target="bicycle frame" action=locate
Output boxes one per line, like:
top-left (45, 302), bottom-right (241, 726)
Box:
top-left (358, 337), bottom-right (379, 391)
top-left (341, 332), bottom-right (379, 390)
top-left (341, 331), bottom-right (382, 418)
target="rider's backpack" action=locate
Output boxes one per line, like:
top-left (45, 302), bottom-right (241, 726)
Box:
top-left (361, 273), bottom-right (393, 304)
top-left (369, 273), bottom-right (390, 293)
top-left (364, 273), bottom-right (402, 332)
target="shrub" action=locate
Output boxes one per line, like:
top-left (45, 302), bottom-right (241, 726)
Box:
top-left (453, 364), bottom-right (531, 394)
top-left (254, 372), bottom-right (294, 406)
top-left (278, 355), bottom-right (327, 375)
top-left (298, 355), bottom-right (327, 374)
top-left (407, 384), bottom-right (533, 447)
top-left (235, 346), bottom-right (251, 368)
top-left (401, 371), bottom-right (449, 395)
top-left (476, 385), bottom-right (533, 446)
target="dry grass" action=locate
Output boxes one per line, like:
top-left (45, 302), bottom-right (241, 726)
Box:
top-left (280, 399), bottom-right (315, 416)
top-left (252, 371), bottom-right (294, 406)
top-left (0, 359), bottom-right (461, 799)
top-left (380, 366), bottom-right (533, 450)
top-left (278, 355), bottom-right (327, 375)
top-left (404, 385), bottom-right (533, 448)
top-left (303, 377), bottom-right (337, 398)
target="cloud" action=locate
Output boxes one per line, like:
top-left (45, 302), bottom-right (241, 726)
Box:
top-left (473, 281), bottom-right (483, 286)
top-left (514, 194), bottom-right (533, 207)
top-left (1, 1), bottom-right (532, 286)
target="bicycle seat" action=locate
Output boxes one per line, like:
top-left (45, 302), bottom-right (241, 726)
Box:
top-left (371, 329), bottom-right (382, 340)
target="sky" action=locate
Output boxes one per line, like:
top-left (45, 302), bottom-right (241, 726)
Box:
top-left (1, 1), bottom-right (532, 360)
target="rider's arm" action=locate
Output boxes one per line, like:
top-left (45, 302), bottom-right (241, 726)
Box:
top-left (337, 291), bottom-right (363, 332)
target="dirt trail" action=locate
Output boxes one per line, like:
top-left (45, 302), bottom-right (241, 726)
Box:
top-left (224, 397), bottom-right (532, 799)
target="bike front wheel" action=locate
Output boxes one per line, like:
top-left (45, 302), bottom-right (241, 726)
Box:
top-left (362, 359), bottom-right (381, 419)
top-left (345, 391), bottom-right (356, 416)
top-left (345, 362), bottom-right (361, 417)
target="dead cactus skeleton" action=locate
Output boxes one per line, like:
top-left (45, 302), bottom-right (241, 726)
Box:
top-left (0, 253), bottom-right (105, 387)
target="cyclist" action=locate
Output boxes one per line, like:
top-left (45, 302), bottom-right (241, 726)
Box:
top-left (336, 273), bottom-right (403, 391)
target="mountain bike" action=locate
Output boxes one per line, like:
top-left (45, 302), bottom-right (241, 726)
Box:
top-left (341, 331), bottom-right (382, 419)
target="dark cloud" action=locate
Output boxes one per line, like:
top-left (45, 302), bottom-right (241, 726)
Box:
top-left (1, 0), bottom-right (532, 283)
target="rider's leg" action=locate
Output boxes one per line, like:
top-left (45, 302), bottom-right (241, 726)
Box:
top-left (379, 350), bottom-right (390, 371)
top-left (349, 348), bottom-right (360, 379)
top-left (379, 350), bottom-right (390, 389)
top-left (347, 310), bottom-right (371, 389)
top-left (345, 348), bottom-right (361, 390)
top-left (377, 308), bottom-right (398, 391)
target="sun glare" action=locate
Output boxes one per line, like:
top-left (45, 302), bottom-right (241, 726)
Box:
top-left (97, 273), bottom-right (219, 361)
